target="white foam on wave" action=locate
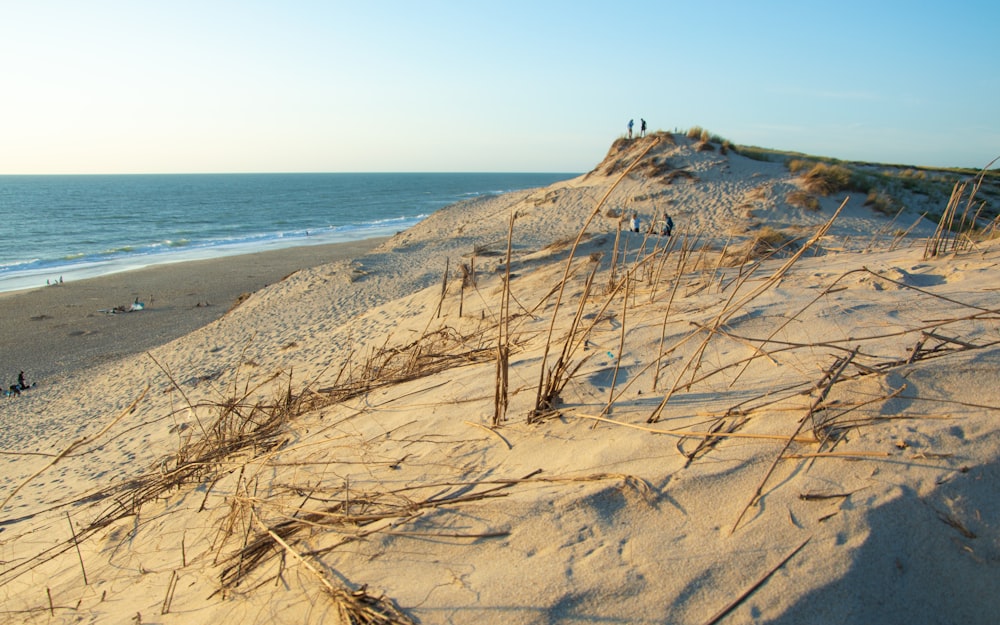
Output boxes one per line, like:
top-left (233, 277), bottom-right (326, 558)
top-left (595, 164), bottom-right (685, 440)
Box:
top-left (0, 216), bottom-right (423, 294)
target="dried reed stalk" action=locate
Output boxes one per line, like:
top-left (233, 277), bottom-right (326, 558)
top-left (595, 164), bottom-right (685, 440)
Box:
top-left (782, 451), bottom-right (891, 459)
top-left (647, 230), bottom-right (678, 302)
top-left (533, 137), bottom-right (661, 418)
top-left (609, 218), bottom-right (624, 290)
top-left (887, 214), bottom-right (926, 252)
top-left (864, 205), bottom-right (908, 253)
top-left (436, 257), bottom-right (450, 318)
top-left (649, 199), bottom-right (846, 423)
top-left (569, 412), bottom-right (817, 443)
top-left (533, 254), bottom-right (603, 417)
top-left (652, 233), bottom-right (690, 390)
top-left (161, 570), bottom-right (178, 615)
top-left (494, 209), bottom-right (516, 426)
top-left (710, 234), bottom-right (733, 292)
top-left (925, 182), bottom-right (967, 258)
top-left (677, 416), bottom-right (747, 468)
top-left (924, 158), bottom-right (997, 258)
top-left (150, 352), bottom-right (209, 438)
top-left (221, 470), bottom-right (546, 589)
top-left (810, 384), bottom-right (907, 443)
top-left (600, 275), bottom-right (631, 419)
top-left (1, 365), bottom-right (300, 588)
top-left (537, 233), bottom-right (670, 420)
top-left (700, 536), bottom-right (811, 625)
top-left (730, 348), bottom-right (857, 534)
top-left (66, 511), bottom-right (88, 585)
top-left (727, 263), bottom-right (1000, 391)
top-left (248, 506), bottom-right (415, 625)
top-left (0, 386), bottom-right (149, 511)
top-left (319, 327), bottom-right (493, 405)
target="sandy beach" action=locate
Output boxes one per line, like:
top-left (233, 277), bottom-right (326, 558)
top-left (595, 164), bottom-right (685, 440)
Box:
top-left (2, 133), bottom-right (998, 625)
top-left (0, 238), bottom-right (387, 386)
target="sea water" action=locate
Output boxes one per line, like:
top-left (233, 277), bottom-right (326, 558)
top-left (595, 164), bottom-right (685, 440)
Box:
top-left (0, 172), bottom-right (576, 293)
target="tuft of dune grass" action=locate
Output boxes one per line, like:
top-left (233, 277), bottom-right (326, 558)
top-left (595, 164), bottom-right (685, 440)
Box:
top-left (745, 226), bottom-right (797, 259)
top-left (800, 163), bottom-right (853, 195)
top-left (865, 189), bottom-right (898, 216)
top-left (786, 189), bottom-right (820, 211)
top-left (786, 158), bottom-right (814, 174)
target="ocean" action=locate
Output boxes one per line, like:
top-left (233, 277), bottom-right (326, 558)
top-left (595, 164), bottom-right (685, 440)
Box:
top-left (0, 172), bottom-right (577, 293)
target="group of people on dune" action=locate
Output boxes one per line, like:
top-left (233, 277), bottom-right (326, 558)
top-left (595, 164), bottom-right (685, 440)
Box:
top-left (626, 118), bottom-right (647, 139)
top-left (628, 211), bottom-right (673, 237)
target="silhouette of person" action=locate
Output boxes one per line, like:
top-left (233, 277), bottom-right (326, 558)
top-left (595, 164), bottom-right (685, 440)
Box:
top-left (640, 118), bottom-right (647, 137)
top-left (627, 119), bottom-right (634, 139)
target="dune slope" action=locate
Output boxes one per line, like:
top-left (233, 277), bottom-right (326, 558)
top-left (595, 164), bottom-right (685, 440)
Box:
top-left (2, 133), bottom-right (998, 625)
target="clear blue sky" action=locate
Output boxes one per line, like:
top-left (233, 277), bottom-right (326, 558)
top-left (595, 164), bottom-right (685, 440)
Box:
top-left (2, 0), bottom-right (997, 174)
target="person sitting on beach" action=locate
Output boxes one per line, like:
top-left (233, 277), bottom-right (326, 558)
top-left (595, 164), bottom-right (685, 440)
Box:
top-left (12, 370), bottom-right (36, 393)
top-left (662, 214), bottom-right (674, 236)
top-left (629, 213), bottom-right (640, 233)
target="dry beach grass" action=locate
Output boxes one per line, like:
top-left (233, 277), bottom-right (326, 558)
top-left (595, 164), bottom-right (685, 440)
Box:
top-left (2, 133), bottom-right (999, 624)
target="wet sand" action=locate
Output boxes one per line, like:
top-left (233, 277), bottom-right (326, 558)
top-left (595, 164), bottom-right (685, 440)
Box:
top-left (0, 238), bottom-right (387, 386)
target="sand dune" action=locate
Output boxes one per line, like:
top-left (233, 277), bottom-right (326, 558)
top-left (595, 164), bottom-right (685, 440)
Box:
top-left (2, 133), bottom-right (998, 624)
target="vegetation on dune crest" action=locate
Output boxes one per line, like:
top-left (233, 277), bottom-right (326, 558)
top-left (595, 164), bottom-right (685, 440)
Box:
top-left (603, 124), bottom-right (997, 226)
top-left (800, 163), bottom-right (853, 195)
top-left (925, 158), bottom-right (1000, 256)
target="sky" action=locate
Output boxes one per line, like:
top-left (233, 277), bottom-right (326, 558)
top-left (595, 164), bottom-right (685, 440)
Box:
top-left (1, 1), bottom-right (997, 174)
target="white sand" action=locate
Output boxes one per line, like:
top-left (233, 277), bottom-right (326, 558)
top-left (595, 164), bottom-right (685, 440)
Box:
top-left (2, 133), bottom-right (998, 625)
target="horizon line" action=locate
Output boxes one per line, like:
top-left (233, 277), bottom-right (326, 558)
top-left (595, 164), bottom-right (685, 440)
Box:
top-left (0, 170), bottom-right (587, 177)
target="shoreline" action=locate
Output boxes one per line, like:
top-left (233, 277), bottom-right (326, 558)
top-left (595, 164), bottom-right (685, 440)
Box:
top-left (0, 236), bottom-right (387, 387)
top-left (0, 228), bottom-right (414, 295)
